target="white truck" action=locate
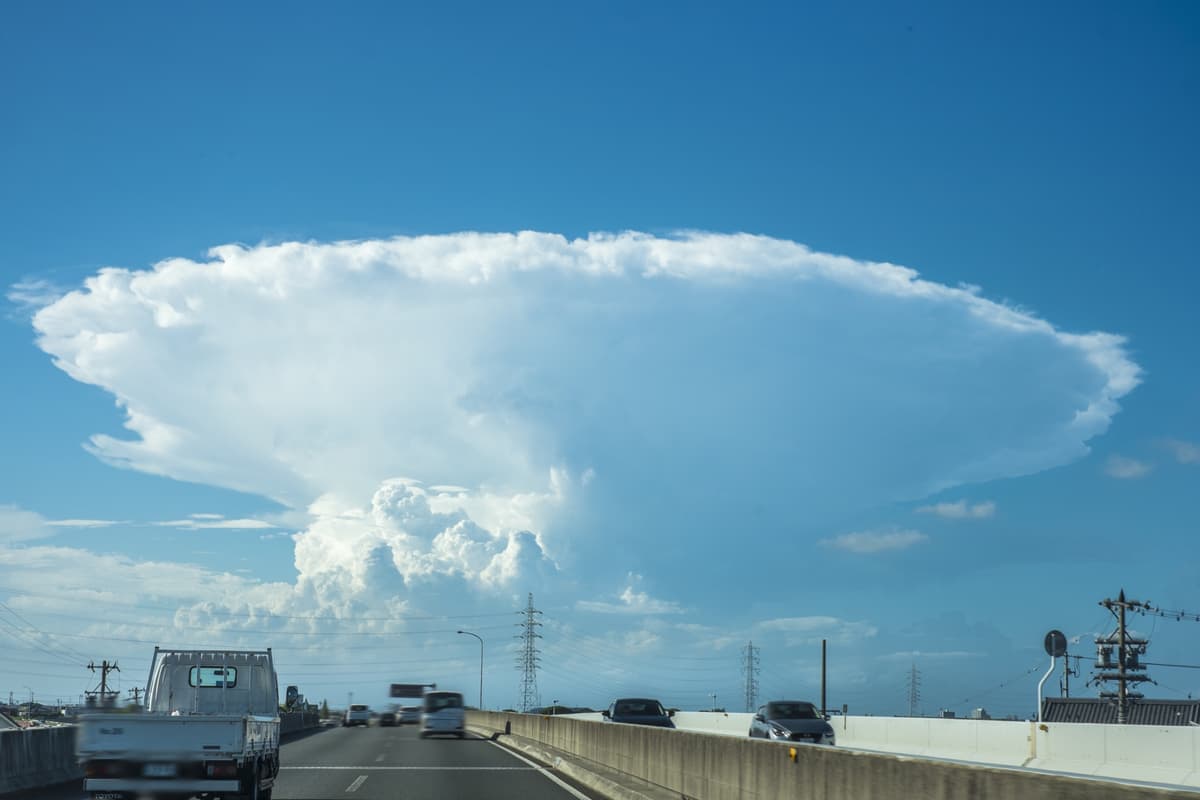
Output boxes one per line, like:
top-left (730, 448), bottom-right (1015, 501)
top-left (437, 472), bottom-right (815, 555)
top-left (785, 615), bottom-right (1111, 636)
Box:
top-left (77, 647), bottom-right (281, 800)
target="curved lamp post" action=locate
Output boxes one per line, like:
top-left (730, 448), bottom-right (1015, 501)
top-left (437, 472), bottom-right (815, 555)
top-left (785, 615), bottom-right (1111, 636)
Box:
top-left (457, 630), bottom-right (484, 710)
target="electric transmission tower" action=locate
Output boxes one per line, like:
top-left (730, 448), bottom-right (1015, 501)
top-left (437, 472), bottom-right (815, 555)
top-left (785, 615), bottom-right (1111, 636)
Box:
top-left (742, 641), bottom-right (760, 711)
top-left (516, 592), bottom-right (543, 712)
top-left (906, 663), bottom-right (921, 717)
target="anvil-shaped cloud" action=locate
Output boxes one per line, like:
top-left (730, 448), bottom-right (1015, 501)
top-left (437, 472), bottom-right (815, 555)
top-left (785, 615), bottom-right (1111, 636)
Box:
top-left (28, 231), bottom-right (1139, 605)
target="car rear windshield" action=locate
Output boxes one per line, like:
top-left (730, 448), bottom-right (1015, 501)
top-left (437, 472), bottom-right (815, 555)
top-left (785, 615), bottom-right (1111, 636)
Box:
top-left (614, 699), bottom-right (666, 716)
top-left (350, 704), bottom-right (369, 712)
top-left (767, 702), bottom-right (818, 719)
top-left (424, 692), bottom-right (463, 711)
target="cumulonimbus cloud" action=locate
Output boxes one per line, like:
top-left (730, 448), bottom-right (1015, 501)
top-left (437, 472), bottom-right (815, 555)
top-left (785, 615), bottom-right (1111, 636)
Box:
top-left (23, 230), bottom-right (1141, 606)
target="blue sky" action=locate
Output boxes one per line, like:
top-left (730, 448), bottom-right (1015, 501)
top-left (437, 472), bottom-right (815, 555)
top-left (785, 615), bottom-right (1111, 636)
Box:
top-left (1, 1), bottom-right (1198, 717)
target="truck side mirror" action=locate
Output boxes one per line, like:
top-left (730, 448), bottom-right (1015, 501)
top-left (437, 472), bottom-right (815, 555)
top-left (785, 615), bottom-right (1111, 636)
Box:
top-left (601, 709), bottom-right (610, 718)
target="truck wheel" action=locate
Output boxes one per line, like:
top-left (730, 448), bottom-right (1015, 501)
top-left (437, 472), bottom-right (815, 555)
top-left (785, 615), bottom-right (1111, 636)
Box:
top-left (240, 763), bottom-right (262, 800)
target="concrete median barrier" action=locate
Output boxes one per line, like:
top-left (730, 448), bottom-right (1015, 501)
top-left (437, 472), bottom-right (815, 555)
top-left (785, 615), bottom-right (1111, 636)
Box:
top-left (0, 727), bottom-right (80, 795)
top-left (469, 711), bottom-right (1193, 800)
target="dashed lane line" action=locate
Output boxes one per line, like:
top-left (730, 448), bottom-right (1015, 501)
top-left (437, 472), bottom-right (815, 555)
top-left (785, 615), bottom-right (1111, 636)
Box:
top-left (346, 775), bottom-right (368, 793)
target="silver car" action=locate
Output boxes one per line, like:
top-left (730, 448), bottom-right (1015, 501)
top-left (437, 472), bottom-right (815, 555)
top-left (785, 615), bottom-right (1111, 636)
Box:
top-left (749, 700), bottom-right (835, 744)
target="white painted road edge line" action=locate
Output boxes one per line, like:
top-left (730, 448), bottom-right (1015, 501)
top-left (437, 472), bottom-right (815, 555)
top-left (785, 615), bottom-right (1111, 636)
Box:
top-left (487, 739), bottom-right (593, 800)
top-left (346, 774), bottom-right (368, 793)
top-left (282, 766), bottom-right (539, 771)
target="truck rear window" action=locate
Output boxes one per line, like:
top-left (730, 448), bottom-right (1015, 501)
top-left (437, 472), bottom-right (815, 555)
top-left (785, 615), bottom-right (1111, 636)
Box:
top-left (189, 666), bottom-right (238, 687)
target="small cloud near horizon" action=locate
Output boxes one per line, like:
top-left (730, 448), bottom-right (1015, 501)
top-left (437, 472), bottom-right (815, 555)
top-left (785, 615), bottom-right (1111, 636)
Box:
top-left (916, 500), bottom-right (995, 520)
top-left (819, 528), bottom-right (928, 554)
top-left (155, 517), bottom-right (277, 530)
top-left (1105, 455), bottom-right (1151, 479)
top-left (1162, 439), bottom-right (1200, 465)
top-left (576, 573), bottom-right (683, 615)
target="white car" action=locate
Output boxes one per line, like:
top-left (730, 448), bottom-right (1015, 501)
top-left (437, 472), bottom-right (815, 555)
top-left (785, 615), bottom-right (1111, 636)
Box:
top-left (398, 706), bottom-right (421, 725)
top-left (343, 703), bottom-right (371, 727)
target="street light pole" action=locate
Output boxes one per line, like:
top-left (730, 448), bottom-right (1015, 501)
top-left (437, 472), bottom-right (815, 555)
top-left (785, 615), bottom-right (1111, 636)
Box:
top-left (457, 630), bottom-right (484, 710)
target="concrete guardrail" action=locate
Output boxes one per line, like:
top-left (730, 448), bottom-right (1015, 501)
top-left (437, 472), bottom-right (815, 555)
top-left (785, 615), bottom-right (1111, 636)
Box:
top-left (0, 727), bottom-right (80, 794)
top-left (472, 711), bottom-right (1195, 799)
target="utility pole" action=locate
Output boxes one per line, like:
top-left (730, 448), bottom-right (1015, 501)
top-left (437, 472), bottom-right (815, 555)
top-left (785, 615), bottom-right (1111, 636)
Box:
top-left (127, 687), bottom-right (143, 706)
top-left (906, 663), bottom-right (921, 717)
top-left (516, 593), bottom-right (542, 712)
top-left (742, 641), bottom-right (760, 712)
top-left (86, 660), bottom-right (120, 706)
top-left (1093, 589), bottom-right (1152, 723)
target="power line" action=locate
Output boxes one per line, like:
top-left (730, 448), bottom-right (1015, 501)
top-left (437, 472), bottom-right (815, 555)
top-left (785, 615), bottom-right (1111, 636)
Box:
top-left (1136, 604), bottom-right (1200, 624)
top-left (1142, 661), bottom-right (1200, 670)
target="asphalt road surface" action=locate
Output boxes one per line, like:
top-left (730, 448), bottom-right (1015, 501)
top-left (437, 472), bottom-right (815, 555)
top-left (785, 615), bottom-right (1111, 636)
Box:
top-left (11, 724), bottom-right (600, 800)
top-left (274, 723), bottom-right (597, 799)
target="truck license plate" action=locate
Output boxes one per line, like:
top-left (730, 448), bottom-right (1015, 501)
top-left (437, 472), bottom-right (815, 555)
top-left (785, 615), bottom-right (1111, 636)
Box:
top-left (144, 763), bottom-right (178, 777)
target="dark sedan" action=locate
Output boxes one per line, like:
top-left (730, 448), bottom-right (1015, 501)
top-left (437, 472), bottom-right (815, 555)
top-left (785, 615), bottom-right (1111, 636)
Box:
top-left (749, 701), bottom-right (836, 744)
top-left (601, 697), bottom-right (676, 728)
top-left (378, 711), bottom-right (398, 727)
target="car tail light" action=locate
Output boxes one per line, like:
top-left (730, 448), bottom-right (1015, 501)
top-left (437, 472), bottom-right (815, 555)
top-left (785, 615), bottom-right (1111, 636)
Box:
top-left (84, 760), bottom-right (129, 778)
top-left (205, 760), bottom-right (239, 778)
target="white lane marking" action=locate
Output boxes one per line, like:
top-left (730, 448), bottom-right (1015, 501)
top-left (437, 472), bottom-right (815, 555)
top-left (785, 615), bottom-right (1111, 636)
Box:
top-left (346, 774), bottom-right (368, 792)
top-left (375, 754), bottom-right (385, 762)
top-left (487, 740), bottom-right (593, 800)
top-left (283, 765), bottom-right (539, 771)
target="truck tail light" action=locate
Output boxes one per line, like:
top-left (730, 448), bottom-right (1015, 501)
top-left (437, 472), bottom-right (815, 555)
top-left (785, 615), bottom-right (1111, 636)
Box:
top-left (84, 760), bottom-right (129, 778)
top-left (205, 760), bottom-right (239, 778)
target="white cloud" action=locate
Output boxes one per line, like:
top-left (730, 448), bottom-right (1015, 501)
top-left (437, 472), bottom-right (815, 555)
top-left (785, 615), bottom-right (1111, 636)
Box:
top-left (916, 500), bottom-right (995, 520)
top-left (1163, 439), bottom-right (1200, 465)
top-left (154, 518), bottom-right (277, 530)
top-left (21, 230), bottom-right (1141, 611)
top-left (46, 518), bottom-right (122, 528)
top-left (0, 505), bottom-right (55, 542)
top-left (1105, 455), bottom-right (1151, 479)
top-left (576, 573), bottom-right (683, 615)
top-left (756, 616), bottom-right (878, 646)
top-left (6, 278), bottom-right (64, 313)
top-left (820, 529), bottom-right (928, 554)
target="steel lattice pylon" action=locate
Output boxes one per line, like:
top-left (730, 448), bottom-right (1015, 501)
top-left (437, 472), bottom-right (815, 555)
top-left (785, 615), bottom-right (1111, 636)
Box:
top-left (516, 592), bottom-right (543, 712)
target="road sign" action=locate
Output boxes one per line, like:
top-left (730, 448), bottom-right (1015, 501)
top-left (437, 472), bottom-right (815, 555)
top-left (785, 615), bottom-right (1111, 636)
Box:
top-left (390, 683), bottom-right (435, 698)
top-left (1043, 630), bottom-right (1067, 657)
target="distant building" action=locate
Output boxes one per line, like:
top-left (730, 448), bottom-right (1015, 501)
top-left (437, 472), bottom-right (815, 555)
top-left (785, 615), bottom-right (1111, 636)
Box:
top-left (938, 709), bottom-right (956, 719)
top-left (1042, 697), bottom-right (1200, 726)
top-left (968, 707), bottom-right (991, 720)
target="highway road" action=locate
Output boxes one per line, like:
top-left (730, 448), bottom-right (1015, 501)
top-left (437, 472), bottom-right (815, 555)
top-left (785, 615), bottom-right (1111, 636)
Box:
top-left (9, 724), bottom-right (600, 800)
